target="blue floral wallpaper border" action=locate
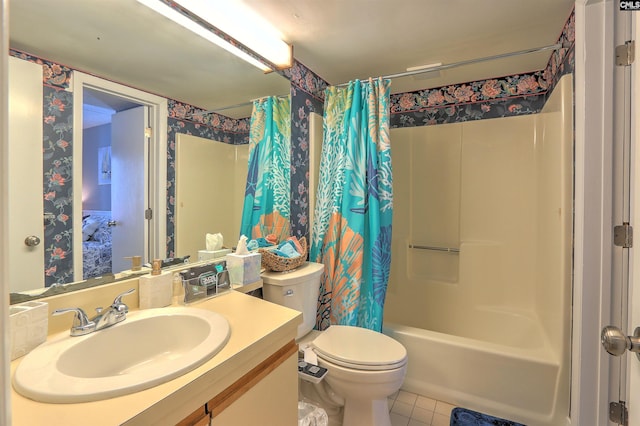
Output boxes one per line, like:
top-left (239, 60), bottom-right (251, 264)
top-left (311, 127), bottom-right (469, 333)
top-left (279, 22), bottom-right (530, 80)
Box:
top-left (42, 87), bottom-right (74, 287)
top-left (283, 59), bottom-right (329, 101)
top-left (287, 60), bottom-right (329, 242)
top-left (389, 9), bottom-right (575, 128)
top-left (10, 50), bottom-right (73, 89)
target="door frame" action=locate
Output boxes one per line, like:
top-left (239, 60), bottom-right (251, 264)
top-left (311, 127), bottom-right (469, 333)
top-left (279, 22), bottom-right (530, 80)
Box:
top-left (572, 1), bottom-right (616, 425)
top-left (610, 5), bottom-right (634, 424)
top-left (630, 14), bottom-right (640, 426)
top-left (71, 72), bottom-right (167, 281)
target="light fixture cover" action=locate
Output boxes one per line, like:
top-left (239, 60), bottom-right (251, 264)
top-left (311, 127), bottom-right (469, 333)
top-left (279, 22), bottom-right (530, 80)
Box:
top-left (137, 0), bottom-right (292, 71)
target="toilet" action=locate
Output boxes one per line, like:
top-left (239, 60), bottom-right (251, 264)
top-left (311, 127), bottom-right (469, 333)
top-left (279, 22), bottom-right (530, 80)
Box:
top-left (262, 262), bottom-right (408, 426)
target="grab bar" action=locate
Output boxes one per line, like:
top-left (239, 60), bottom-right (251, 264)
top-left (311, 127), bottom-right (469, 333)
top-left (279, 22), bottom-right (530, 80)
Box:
top-left (409, 244), bottom-right (460, 253)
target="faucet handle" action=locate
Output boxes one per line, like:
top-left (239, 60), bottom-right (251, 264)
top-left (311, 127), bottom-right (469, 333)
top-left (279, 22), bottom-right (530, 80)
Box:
top-left (111, 288), bottom-right (136, 312)
top-left (52, 307), bottom-right (95, 336)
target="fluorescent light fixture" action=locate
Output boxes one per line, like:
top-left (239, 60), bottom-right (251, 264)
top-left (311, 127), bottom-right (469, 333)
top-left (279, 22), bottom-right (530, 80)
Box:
top-left (137, 0), bottom-right (292, 72)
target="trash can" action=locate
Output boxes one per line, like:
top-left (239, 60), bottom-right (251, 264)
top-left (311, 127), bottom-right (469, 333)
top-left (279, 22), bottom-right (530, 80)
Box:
top-left (298, 401), bottom-right (328, 426)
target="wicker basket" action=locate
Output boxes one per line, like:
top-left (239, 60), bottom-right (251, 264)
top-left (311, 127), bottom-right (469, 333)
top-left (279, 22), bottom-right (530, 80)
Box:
top-left (260, 237), bottom-right (307, 272)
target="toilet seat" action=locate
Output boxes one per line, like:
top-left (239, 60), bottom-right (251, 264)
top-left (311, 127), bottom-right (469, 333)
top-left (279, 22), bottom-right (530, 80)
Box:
top-left (312, 325), bottom-right (407, 371)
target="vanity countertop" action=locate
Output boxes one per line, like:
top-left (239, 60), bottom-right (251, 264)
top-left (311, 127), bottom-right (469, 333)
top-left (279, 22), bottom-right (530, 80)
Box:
top-left (10, 290), bottom-right (301, 426)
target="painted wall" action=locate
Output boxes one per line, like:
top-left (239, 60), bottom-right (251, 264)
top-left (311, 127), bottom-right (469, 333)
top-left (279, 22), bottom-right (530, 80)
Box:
top-left (82, 123), bottom-right (111, 212)
top-left (174, 133), bottom-right (248, 259)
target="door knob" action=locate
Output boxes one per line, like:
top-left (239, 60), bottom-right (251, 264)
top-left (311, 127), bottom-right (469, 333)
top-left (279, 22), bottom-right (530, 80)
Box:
top-left (601, 325), bottom-right (640, 360)
top-left (24, 235), bottom-right (40, 247)
top-left (107, 220), bottom-right (117, 227)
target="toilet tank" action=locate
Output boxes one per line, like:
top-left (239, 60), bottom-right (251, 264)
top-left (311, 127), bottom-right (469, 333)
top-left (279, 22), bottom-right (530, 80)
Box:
top-left (261, 262), bottom-right (324, 340)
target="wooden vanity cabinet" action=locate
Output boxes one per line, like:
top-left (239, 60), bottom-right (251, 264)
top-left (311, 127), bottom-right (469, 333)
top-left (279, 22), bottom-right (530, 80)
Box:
top-left (179, 340), bottom-right (299, 426)
top-left (177, 406), bottom-right (210, 426)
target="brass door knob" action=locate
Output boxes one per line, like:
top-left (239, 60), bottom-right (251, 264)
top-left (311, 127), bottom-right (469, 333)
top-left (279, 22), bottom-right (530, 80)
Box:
top-left (24, 235), bottom-right (41, 247)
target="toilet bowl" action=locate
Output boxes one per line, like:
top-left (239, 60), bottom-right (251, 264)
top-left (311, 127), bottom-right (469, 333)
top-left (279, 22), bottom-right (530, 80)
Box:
top-left (311, 325), bottom-right (407, 426)
top-left (261, 262), bottom-right (408, 426)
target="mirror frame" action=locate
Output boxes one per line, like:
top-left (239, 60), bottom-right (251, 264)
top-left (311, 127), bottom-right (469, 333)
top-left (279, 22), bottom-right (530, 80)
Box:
top-left (1, 0), bottom-right (11, 421)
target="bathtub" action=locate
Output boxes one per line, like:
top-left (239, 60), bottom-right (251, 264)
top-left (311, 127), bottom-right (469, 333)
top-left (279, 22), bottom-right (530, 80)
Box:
top-left (384, 74), bottom-right (572, 426)
top-left (383, 309), bottom-right (568, 426)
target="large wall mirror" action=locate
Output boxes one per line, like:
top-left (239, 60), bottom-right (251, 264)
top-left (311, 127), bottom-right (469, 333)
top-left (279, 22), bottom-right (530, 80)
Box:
top-left (8, 0), bottom-right (292, 302)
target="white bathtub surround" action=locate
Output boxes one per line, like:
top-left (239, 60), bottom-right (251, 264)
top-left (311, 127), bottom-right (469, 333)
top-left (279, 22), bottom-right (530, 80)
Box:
top-left (384, 75), bottom-right (573, 425)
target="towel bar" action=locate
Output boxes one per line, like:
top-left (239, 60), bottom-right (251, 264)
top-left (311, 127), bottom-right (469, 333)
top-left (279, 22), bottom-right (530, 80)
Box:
top-left (409, 244), bottom-right (460, 253)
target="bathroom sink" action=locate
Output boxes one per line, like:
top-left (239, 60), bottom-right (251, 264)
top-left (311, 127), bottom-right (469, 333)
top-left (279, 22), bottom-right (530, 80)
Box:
top-left (13, 307), bottom-right (230, 403)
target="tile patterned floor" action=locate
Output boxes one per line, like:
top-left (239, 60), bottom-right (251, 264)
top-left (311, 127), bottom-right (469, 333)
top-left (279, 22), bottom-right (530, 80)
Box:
top-left (387, 390), bottom-right (455, 426)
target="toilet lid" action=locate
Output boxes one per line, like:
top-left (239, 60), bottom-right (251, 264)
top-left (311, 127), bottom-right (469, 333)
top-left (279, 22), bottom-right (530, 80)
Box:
top-left (312, 325), bottom-right (407, 371)
top-left (261, 262), bottom-right (324, 286)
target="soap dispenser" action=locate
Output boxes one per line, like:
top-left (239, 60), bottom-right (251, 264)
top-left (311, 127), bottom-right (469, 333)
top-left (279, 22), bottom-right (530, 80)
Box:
top-left (138, 259), bottom-right (173, 309)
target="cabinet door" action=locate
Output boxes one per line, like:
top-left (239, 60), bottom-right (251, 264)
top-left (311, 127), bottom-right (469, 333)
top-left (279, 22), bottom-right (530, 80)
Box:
top-left (177, 405), bottom-right (210, 426)
top-left (210, 352), bottom-right (298, 425)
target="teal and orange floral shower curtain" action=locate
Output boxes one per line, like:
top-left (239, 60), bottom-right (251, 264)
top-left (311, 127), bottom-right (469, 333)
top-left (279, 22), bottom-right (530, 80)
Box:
top-left (240, 96), bottom-right (291, 242)
top-left (310, 78), bottom-right (393, 332)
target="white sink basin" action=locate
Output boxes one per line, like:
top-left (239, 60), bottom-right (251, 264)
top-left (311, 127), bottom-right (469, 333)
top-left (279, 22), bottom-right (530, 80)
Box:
top-left (13, 307), bottom-right (230, 403)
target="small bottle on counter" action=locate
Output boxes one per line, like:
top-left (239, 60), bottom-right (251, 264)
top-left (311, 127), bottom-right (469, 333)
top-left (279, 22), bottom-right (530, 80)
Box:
top-left (172, 272), bottom-right (185, 306)
top-left (138, 259), bottom-right (173, 309)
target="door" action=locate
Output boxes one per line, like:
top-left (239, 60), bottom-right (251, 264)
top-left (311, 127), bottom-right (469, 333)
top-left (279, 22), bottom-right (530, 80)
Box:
top-left (7, 56), bottom-right (44, 292)
top-left (602, 9), bottom-right (638, 426)
top-left (110, 106), bottom-right (148, 272)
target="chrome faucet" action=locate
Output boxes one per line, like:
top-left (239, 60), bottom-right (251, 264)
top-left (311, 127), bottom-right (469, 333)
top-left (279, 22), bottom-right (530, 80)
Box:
top-left (52, 288), bottom-right (136, 336)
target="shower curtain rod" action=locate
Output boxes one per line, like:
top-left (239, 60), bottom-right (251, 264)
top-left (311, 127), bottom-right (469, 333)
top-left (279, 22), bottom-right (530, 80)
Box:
top-left (207, 41), bottom-right (570, 113)
top-left (336, 42), bottom-right (571, 86)
top-left (204, 94), bottom-right (289, 114)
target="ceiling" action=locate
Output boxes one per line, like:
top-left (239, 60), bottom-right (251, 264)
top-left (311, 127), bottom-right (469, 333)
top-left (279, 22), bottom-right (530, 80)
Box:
top-left (82, 88), bottom-right (141, 129)
top-left (9, 0), bottom-right (574, 119)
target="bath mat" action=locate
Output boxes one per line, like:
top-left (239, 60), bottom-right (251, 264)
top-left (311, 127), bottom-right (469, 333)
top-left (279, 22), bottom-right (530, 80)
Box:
top-left (450, 407), bottom-right (526, 426)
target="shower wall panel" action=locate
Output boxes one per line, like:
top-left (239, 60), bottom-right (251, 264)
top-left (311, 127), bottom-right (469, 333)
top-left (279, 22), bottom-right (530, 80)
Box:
top-left (383, 73), bottom-right (573, 426)
top-left (385, 75), bottom-right (572, 342)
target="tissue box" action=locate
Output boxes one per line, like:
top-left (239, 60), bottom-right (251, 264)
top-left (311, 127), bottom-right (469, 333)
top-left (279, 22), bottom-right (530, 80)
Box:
top-left (226, 252), bottom-right (261, 285)
top-left (138, 272), bottom-right (173, 309)
top-left (198, 248), bottom-right (232, 262)
top-left (10, 301), bottom-right (48, 360)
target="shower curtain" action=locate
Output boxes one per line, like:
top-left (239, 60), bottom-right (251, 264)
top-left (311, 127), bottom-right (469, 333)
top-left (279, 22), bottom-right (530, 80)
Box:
top-left (240, 96), bottom-right (291, 242)
top-left (310, 78), bottom-right (393, 332)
